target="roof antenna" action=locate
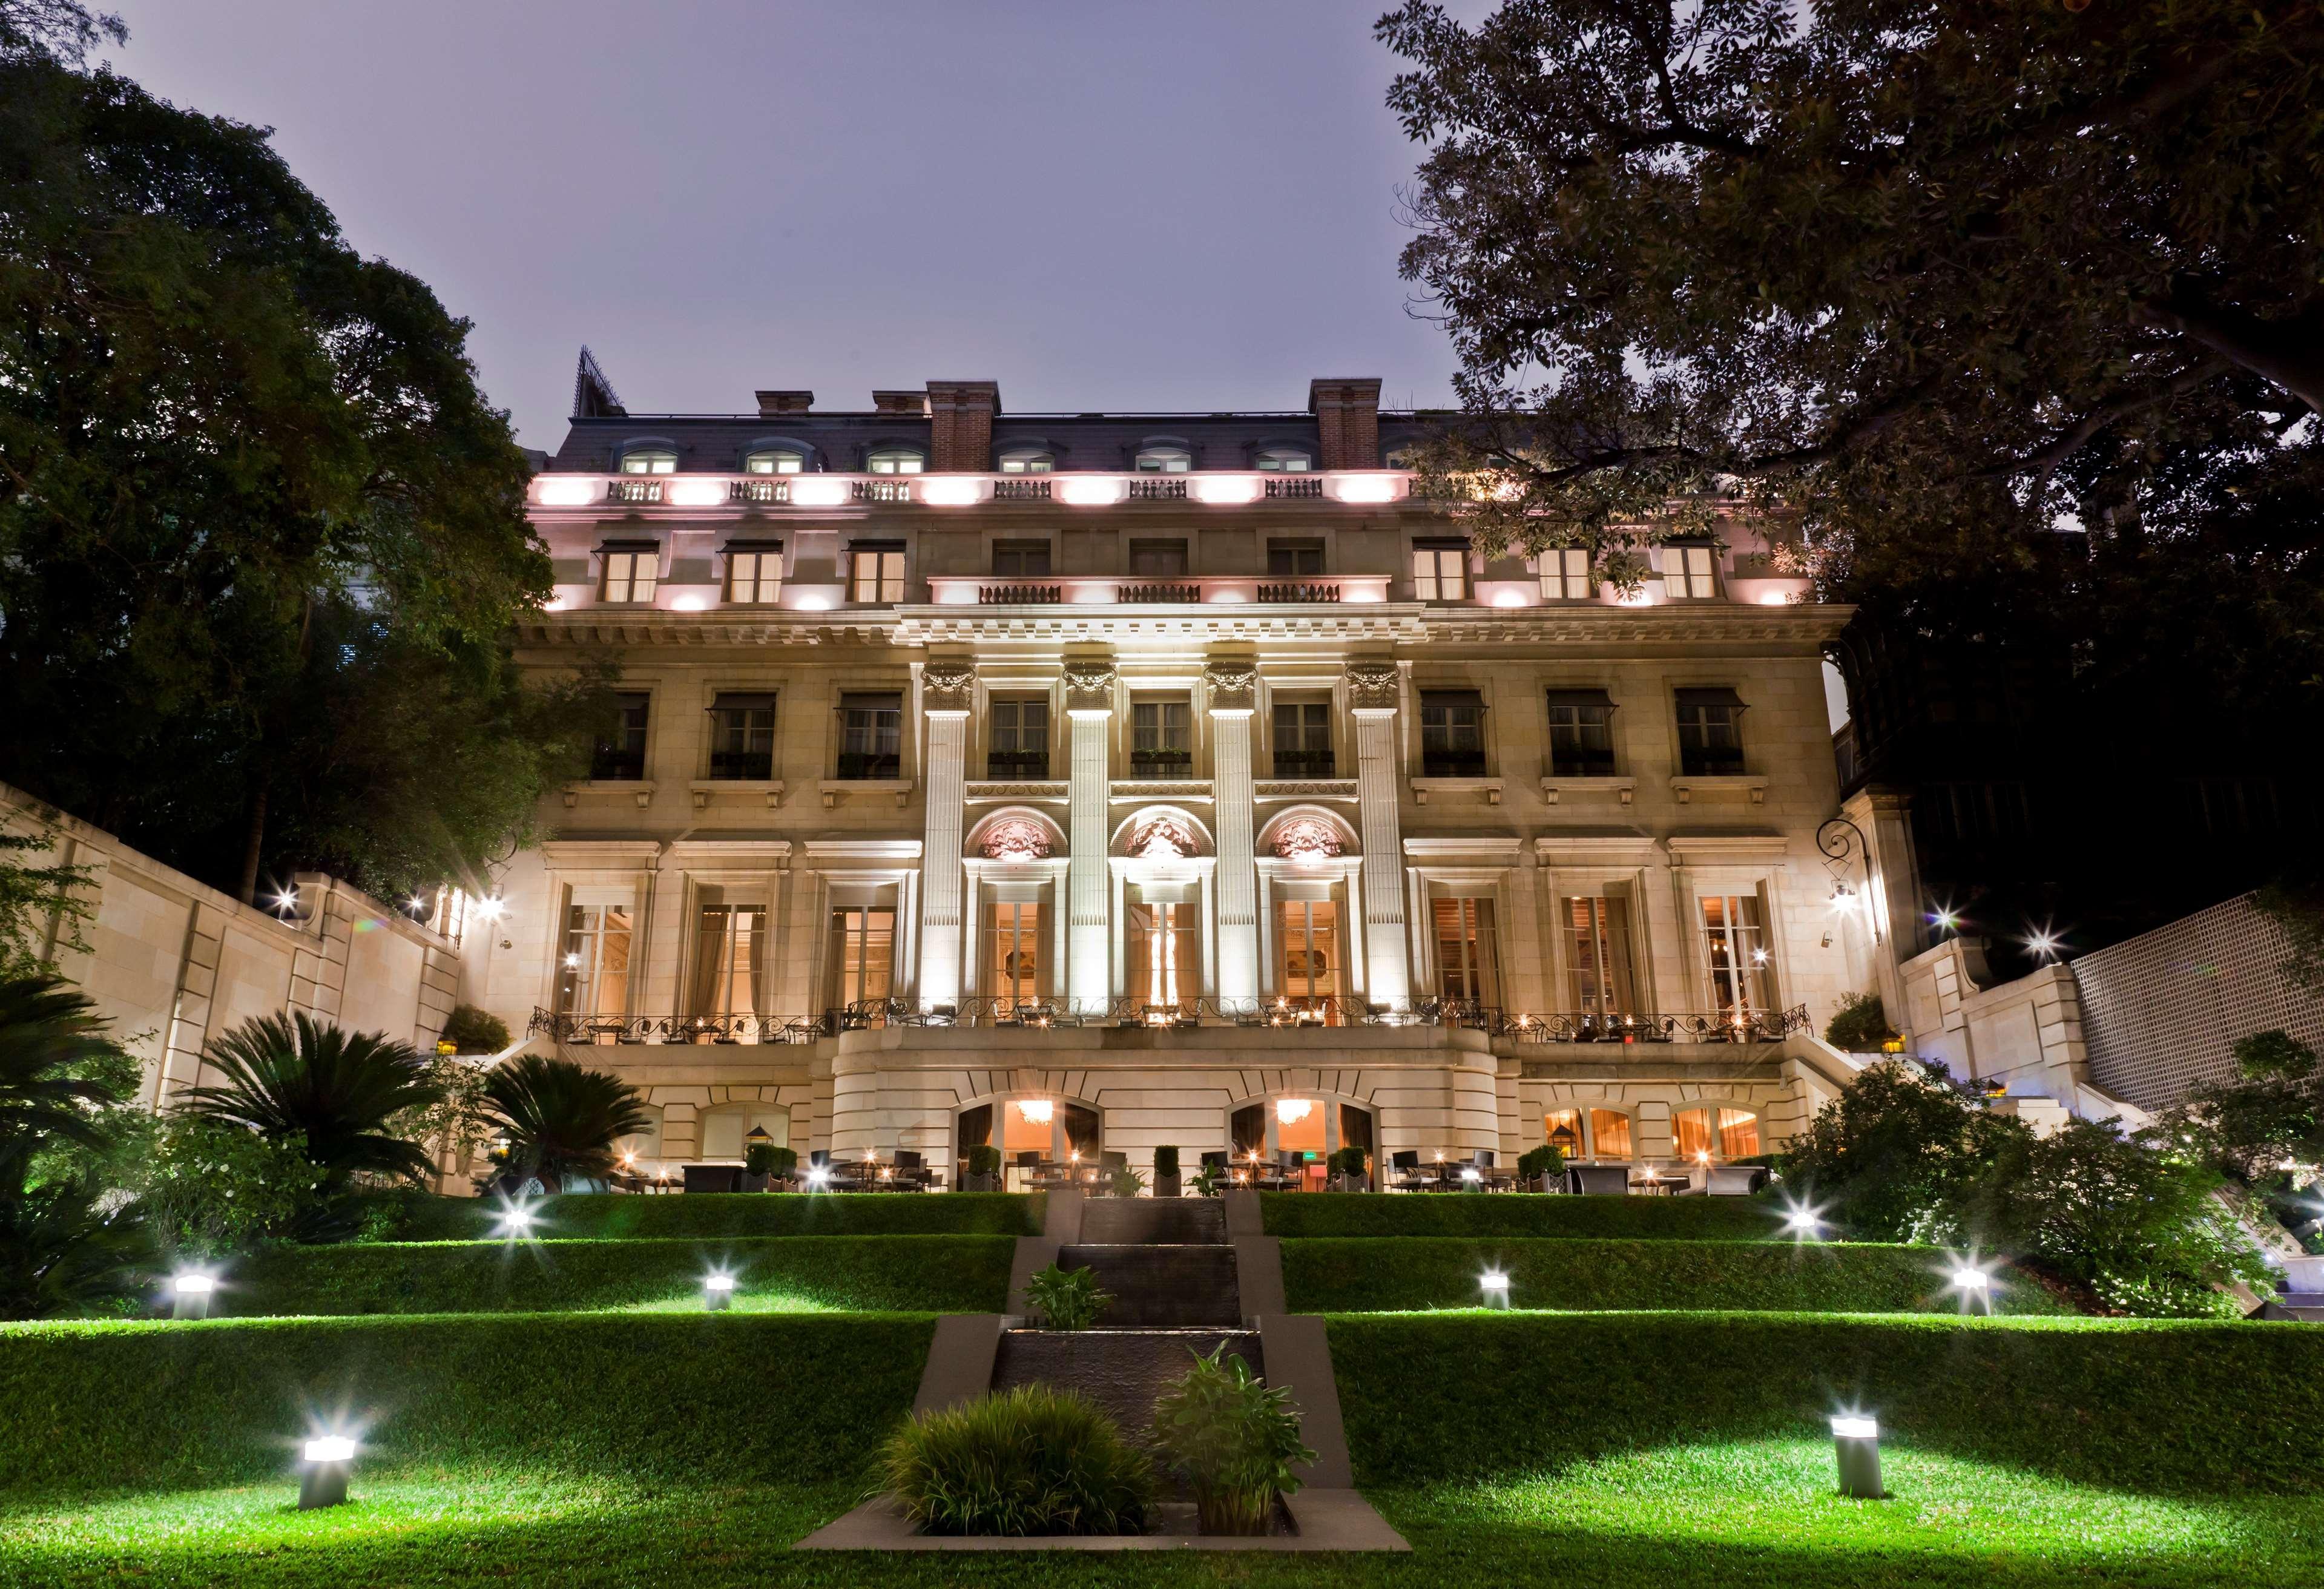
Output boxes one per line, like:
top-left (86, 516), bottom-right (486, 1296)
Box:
top-left (573, 346), bottom-right (625, 419)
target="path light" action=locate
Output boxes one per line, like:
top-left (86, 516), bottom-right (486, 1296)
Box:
top-left (171, 1272), bottom-right (217, 1321)
top-left (498, 1203), bottom-right (536, 1239)
top-left (806, 1165), bottom-right (831, 1189)
top-left (1782, 1205), bottom-right (1824, 1238)
top-left (1480, 1270), bottom-right (1511, 1309)
top-left (1460, 1166), bottom-right (1483, 1186)
top-left (703, 1273), bottom-right (736, 1312)
top-left (1950, 1263), bottom-right (1994, 1314)
top-left (299, 1435), bottom-right (357, 1510)
top-left (1829, 1415), bottom-right (1883, 1498)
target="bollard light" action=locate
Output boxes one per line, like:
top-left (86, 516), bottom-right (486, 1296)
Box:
top-left (499, 1205), bottom-right (535, 1237)
top-left (1950, 1267), bottom-right (1989, 1291)
top-left (1829, 1416), bottom-right (1883, 1498)
top-left (171, 1272), bottom-right (217, 1321)
top-left (703, 1273), bottom-right (736, 1312)
top-left (1784, 1208), bottom-right (1822, 1236)
top-left (299, 1436), bottom-right (357, 1510)
top-left (1479, 1270), bottom-right (1511, 1309)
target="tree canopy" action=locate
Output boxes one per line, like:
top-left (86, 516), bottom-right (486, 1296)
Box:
top-left (0, 10), bottom-right (605, 901)
top-left (1376, 2), bottom-right (2324, 588)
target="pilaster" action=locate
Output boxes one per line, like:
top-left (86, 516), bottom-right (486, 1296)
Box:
top-left (1347, 662), bottom-right (1410, 1009)
top-left (1065, 657), bottom-right (1116, 1013)
top-left (918, 662), bottom-right (975, 1008)
top-left (1207, 657), bottom-right (1260, 1008)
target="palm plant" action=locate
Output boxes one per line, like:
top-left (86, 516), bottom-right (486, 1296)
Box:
top-left (0, 972), bottom-right (137, 1151)
top-left (180, 1012), bottom-right (441, 1185)
top-left (0, 1137), bottom-right (154, 1320)
top-left (478, 1054), bottom-right (649, 1192)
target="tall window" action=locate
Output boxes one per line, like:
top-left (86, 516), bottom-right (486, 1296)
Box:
top-left (1675, 687), bottom-right (1746, 775)
top-left (1277, 900), bottom-right (1340, 1011)
top-left (707, 693), bottom-right (775, 779)
top-left (865, 448), bottom-right (924, 475)
top-left (1432, 897), bottom-right (1499, 1005)
top-left (724, 543), bottom-right (782, 604)
top-left (690, 905), bottom-right (765, 1016)
top-left (987, 901), bottom-right (1044, 1004)
top-left (1541, 547), bottom-right (1595, 600)
top-left (988, 699), bottom-right (1049, 777)
top-left (828, 907), bottom-right (895, 1007)
top-left (1135, 446), bottom-right (1191, 473)
top-left (1268, 540), bottom-right (1325, 577)
top-left (619, 448), bottom-right (676, 474)
top-left (1545, 689), bottom-right (1616, 776)
top-left (1131, 701), bottom-right (1193, 775)
top-left (744, 449), bottom-right (803, 474)
top-left (850, 545), bottom-right (906, 602)
top-left (591, 693), bottom-right (649, 780)
top-left (1412, 540), bottom-right (1468, 600)
top-left (1254, 447), bottom-right (1312, 472)
top-left (1674, 1106), bottom-right (1761, 1161)
top-left (1272, 702), bottom-right (1333, 777)
top-left (992, 540), bottom-right (1051, 577)
top-left (1128, 901), bottom-right (1198, 1009)
top-left (1700, 894), bottom-right (1778, 1016)
top-left (837, 693), bottom-right (901, 779)
top-left (1420, 690), bottom-right (1487, 776)
top-left (599, 544), bottom-right (658, 604)
top-left (558, 904), bottom-right (633, 1019)
top-left (1566, 896), bottom-right (1634, 1018)
top-left (1664, 544), bottom-right (1718, 599)
top-left (998, 450), bottom-right (1053, 474)
top-left (1128, 539), bottom-right (1188, 577)
top-left (1544, 1108), bottom-right (1584, 1159)
top-left (1589, 1108), bottom-right (1634, 1160)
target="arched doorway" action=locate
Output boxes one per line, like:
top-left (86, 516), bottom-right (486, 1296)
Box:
top-left (1225, 1094), bottom-right (1375, 1190)
top-left (956, 1094), bottom-right (1104, 1192)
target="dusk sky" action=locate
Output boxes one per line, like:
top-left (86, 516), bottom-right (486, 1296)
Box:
top-left (108, 1), bottom-right (1468, 450)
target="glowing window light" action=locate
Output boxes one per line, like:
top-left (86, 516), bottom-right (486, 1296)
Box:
top-left (1018, 1099), bottom-right (1055, 1125)
top-left (1274, 1098), bottom-right (1314, 1126)
top-left (788, 477), bottom-right (851, 507)
top-left (1333, 475), bottom-right (1400, 504)
top-left (536, 477), bottom-right (596, 506)
top-left (1057, 476), bottom-right (1124, 506)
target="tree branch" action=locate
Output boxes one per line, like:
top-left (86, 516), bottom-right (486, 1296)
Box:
top-left (2137, 292), bottom-right (2324, 412)
top-left (1987, 357), bottom-right (2233, 491)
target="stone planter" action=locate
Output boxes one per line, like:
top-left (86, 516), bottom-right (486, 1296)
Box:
top-left (1154, 1173), bottom-right (1182, 1199)
top-left (1331, 1174), bottom-right (1369, 1194)
top-left (741, 1171), bottom-right (769, 1193)
top-left (962, 1172), bottom-right (998, 1193)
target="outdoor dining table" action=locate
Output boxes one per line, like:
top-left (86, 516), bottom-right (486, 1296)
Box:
top-left (1629, 1171), bottom-right (1690, 1196)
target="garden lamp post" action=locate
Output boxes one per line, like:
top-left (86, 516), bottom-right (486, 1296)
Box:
top-left (1829, 1416), bottom-right (1883, 1498)
top-left (299, 1436), bottom-right (357, 1510)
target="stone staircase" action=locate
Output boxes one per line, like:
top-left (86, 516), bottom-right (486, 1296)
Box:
top-left (2254, 1255), bottom-right (2324, 1321)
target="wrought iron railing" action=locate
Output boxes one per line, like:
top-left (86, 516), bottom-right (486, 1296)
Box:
top-left (986, 749), bottom-right (1052, 778)
top-left (1264, 476), bottom-right (1325, 499)
top-left (1271, 750), bottom-right (1338, 779)
top-left (1257, 581), bottom-right (1341, 602)
top-left (978, 584), bottom-right (1062, 604)
top-left (1128, 751), bottom-right (1196, 778)
top-left (526, 1008), bottom-right (824, 1045)
top-left (1493, 1005), bottom-right (1812, 1044)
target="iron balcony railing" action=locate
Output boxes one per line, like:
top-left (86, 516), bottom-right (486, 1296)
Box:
top-left (978, 584), bottom-right (1062, 604)
top-left (1128, 749), bottom-right (1195, 778)
top-left (986, 749), bottom-right (1052, 778)
top-left (1263, 476), bottom-right (1325, 499)
top-left (1271, 750), bottom-right (1338, 779)
top-left (1493, 1005), bottom-right (1812, 1044)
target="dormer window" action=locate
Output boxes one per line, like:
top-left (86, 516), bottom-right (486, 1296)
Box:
top-left (1254, 448), bottom-right (1312, 472)
top-left (866, 448), bottom-right (925, 475)
top-left (745, 449), bottom-right (804, 475)
top-left (1664, 544), bottom-right (1719, 599)
top-left (620, 448), bottom-right (677, 475)
top-left (998, 449), bottom-right (1054, 474)
top-left (1135, 446), bottom-right (1192, 473)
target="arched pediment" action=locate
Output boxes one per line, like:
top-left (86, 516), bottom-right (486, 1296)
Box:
top-left (1109, 805), bottom-right (1214, 860)
top-left (966, 806), bottom-right (1066, 862)
top-left (1257, 805), bottom-right (1358, 862)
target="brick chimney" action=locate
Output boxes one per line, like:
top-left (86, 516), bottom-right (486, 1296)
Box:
top-left (926, 380), bottom-right (1001, 472)
top-left (1309, 378), bottom-right (1383, 471)
top-left (871, 390), bottom-right (929, 417)
top-left (755, 390), bottom-right (813, 416)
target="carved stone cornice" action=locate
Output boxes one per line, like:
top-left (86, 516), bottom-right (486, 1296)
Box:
top-left (922, 662), bottom-right (977, 713)
top-left (1203, 661), bottom-right (1259, 712)
top-left (1344, 662), bottom-right (1401, 711)
top-left (1062, 662), bottom-right (1118, 713)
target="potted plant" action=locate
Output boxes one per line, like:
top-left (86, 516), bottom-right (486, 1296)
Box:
top-left (1190, 1160), bottom-right (1222, 1198)
top-left (1326, 1146), bottom-right (1369, 1191)
top-left (963, 1143), bottom-right (1002, 1193)
top-left (1109, 1163), bottom-right (1148, 1199)
top-left (1153, 1145), bottom-right (1181, 1199)
top-left (1517, 1143), bottom-right (1565, 1193)
top-left (1024, 1262), bottom-right (1110, 1329)
top-left (1151, 1344), bottom-right (1316, 1536)
top-left (744, 1140), bottom-right (797, 1190)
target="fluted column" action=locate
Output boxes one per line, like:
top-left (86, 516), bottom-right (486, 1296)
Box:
top-left (1348, 662), bottom-right (1411, 1009)
top-left (1064, 659), bottom-right (1117, 1013)
top-left (917, 663), bottom-right (975, 1010)
top-left (1206, 658), bottom-right (1260, 1008)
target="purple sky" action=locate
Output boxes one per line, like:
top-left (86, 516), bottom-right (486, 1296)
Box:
top-left (107, 1), bottom-right (1466, 449)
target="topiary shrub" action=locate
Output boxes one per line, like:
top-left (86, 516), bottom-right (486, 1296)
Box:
top-left (1153, 1145), bottom-right (1179, 1177)
top-left (1516, 1143), bottom-right (1565, 1183)
top-left (1151, 1343), bottom-right (1315, 1536)
top-left (438, 1004), bottom-right (510, 1056)
top-left (1327, 1147), bottom-right (1369, 1179)
top-left (743, 1142), bottom-right (797, 1179)
top-left (1825, 991), bottom-right (1900, 1051)
top-left (879, 1385), bottom-right (1154, 1536)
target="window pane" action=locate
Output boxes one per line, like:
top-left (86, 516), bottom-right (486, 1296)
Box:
top-left (1544, 1109), bottom-right (1583, 1157)
top-left (559, 904), bottom-right (633, 1019)
top-left (1589, 1109), bottom-right (1633, 1160)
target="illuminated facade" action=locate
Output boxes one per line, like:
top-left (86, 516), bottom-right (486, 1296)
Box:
top-left (468, 362), bottom-right (1886, 1186)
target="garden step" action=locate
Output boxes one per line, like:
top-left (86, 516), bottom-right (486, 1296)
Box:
top-left (1078, 1197), bottom-right (1228, 1246)
top-left (1061, 1242), bottom-right (1242, 1327)
top-left (992, 1327), bottom-right (1263, 1439)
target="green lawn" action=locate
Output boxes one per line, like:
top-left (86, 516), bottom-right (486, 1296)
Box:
top-left (5, 1441), bottom-right (2317, 1588)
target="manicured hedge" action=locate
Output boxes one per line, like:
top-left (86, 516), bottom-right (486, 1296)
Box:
top-left (1259, 1191), bottom-right (1780, 1240)
top-left (223, 1234), bottom-right (1014, 1317)
top-left (0, 1312), bottom-right (933, 1494)
top-left (1328, 1312), bottom-right (2324, 1493)
top-left (1282, 1237), bottom-right (2072, 1315)
top-left (359, 1190), bottom-right (1041, 1242)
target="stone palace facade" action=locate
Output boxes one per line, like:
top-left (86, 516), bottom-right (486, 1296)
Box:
top-left (461, 365), bottom-right (1882, 1186)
